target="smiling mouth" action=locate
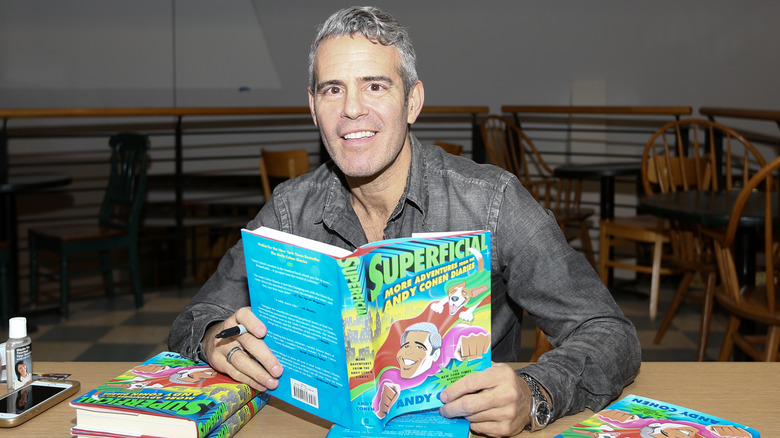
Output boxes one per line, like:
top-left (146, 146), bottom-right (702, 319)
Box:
top-left (343, 131), bottom-right (376, 140)
top-left (401, 358), bottom-right (417, 367)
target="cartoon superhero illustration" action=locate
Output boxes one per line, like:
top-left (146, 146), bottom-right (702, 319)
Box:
top-left (373, 322), bottom-right (490, 419)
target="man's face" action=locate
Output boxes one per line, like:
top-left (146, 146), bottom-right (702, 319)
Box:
top-left (308, 35), bottom-right (423, 180)
top-left (397, 331), bottom-right (437, 379)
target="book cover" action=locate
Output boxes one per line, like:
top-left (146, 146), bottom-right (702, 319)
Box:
top-left (204, 394), bottom-right (268, 438)
top-left (327, 409), bottom-right (471, 437)
top-left (242, 227), bottom-right (491, 431)
top-left (555, 394), bottom-right (760, 437)
top-left (70, 351), bottom-right (269, 438)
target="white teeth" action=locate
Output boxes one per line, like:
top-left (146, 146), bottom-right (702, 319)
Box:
top-left (344, 131), bottom-right (375, 140)
top-left (403, 359), bottom-right (415, 366)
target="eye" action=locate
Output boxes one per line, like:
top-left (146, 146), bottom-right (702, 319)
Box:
top-left (368, 83), bottom-right (384, 92)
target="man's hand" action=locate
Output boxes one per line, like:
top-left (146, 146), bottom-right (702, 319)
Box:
top-left (439, 363), bottom-right (530, 437)
top-left (201, 306), bottom-right (283, 392)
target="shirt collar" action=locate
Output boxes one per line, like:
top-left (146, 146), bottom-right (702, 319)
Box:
top-left (320, 133), bottom-right (429, 241)
top-left (396, 133), bottom-right (428, 219)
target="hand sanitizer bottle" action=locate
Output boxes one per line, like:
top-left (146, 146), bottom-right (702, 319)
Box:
top-left (6, 317), bottom-right (32, 391)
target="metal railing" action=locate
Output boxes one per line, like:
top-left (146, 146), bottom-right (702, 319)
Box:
top-left (0, 106), bottom-right (488, 304)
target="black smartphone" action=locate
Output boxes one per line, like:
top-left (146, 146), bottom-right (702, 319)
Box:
top-left (0, 379), bottom-right (80, 427)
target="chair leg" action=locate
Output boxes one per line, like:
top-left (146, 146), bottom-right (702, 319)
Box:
top-left (100, 250), bottom-right (115, 298)
top-left (29, 233), bottom-right (39, 305)
top-left (654, 271), bottom-right (694, 344)
top-left (598, 223), bottom-right (610, 286)
top-left (696, 270), bottom-right (717, 362)
top-left (719, 316), bottom-right (741, 361)
top-left (648, 235), bottom-right (664, 320)
top-left (60, 257), bottom-right (70, 320)
top-left (765, 326), bottom-right (780, 362)
top-left (129, 244), bottom-right (143, 308)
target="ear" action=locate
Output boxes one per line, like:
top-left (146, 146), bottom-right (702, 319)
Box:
top-left (308, 87), bottom-right (318, 128)
top-left (406, 80), bottom-right (424, 125)
top-left (431, 348), bottom-right (441, 362)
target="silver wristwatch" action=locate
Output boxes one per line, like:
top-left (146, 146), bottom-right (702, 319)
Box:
top-left (520, 373), bottom-right (552, 431)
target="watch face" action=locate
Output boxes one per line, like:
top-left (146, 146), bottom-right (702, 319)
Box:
top-left (535, 400), bottom-right (551, 427)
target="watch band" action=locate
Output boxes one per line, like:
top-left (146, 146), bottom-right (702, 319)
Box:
top-left (520, 373), bottom-right (552, 431)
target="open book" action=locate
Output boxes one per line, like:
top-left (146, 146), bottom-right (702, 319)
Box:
top-left (241, 227), bottom-right (492, 432)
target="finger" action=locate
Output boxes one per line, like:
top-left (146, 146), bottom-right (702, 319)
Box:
top-left (441, 364), bottom-right (513, 405)
top-left (218, 346), bottom-right (273, 391)
top-left (236, 331), bottom-right (283, 378)
top-left (232, 308), bottom-right (284, 379)
top-left (234, 307), bottom-right (270, 338)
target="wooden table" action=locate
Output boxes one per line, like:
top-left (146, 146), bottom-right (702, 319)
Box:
top-left (640, 190), bottom-right (780, 286)
top-left (553, 162), bottom-right (642, 221)
top-left (5, 361), bottom-right (778, 437)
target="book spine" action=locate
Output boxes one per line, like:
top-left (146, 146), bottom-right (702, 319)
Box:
top-left (204, 393), bottom-right (270, 438)
top-left (197, 385), bottom-right (261, 437)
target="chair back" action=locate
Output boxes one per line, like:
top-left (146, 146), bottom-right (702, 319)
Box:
top-left (100, 133), bottom-right (150, 234)
top-left (641, 119), bottom-right (766, 265)
top-left (259, 148), bottom-right (310, 201)
top-left (480, 115), bottom-right (579, 211)
top-left (716, 155), bottom-right (780, 313)
top-left (433, 141), bottom-right (464, 156)
top-left (641, 119), bottom-right (766, 196)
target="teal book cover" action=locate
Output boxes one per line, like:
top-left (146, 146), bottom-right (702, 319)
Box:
top-left (243, 227), bottom-right (492, 431)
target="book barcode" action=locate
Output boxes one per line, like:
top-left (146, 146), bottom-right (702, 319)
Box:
top-left (290, 378), bottom-right (319, 409)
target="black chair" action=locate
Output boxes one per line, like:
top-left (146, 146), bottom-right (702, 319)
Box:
top-left (28, 133), bottom-right (150, 319)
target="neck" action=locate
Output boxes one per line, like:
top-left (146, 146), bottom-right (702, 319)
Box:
top-left (347, 140), bottom-right (412, 242)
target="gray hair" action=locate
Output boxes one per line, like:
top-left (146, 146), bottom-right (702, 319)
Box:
top-left (402, 322), bottom-right (442, 351)
top-left (308, 6), bottom-right (419, 99)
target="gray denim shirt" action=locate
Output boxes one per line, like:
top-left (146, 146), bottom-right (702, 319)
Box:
top-left (169, 134), bottom-right (640, 420)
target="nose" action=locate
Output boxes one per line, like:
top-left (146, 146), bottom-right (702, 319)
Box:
top-left (341, 89), bottom-right (368, 120)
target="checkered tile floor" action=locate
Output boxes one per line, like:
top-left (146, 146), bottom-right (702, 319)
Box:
top-left (1, 279), bottom-right (728, 362)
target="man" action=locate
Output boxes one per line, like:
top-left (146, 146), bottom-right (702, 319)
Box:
top-left (169, 6), bottom-right (641, 436)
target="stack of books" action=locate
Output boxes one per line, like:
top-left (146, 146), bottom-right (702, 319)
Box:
top-left (69, 351), bottom-right (269, 438)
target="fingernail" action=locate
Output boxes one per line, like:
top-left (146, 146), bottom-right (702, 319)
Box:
top-left (272, 364), bottom-right (283, 376)
top-left (439, 392), bottom-right (448, 403)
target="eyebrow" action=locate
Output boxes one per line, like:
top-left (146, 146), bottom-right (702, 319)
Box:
top-left (315, 75), bottom-right (394, 92)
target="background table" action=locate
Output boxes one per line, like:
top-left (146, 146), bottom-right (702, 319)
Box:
top-left (6, 361), bottom-right (778, 437)
top-left (0, 172), bottom-right (72, 315)
top-left (553, 161), bottom-right (642, 220)
top-left (640, 190), bottom-right (779, 286)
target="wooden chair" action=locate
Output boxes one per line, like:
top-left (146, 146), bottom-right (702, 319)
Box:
top-left (481, 115), bottom-right (596, 268)
top-left (28, 133), bottom-right (150, 319)
top-left (0, 241), bottom-right (10, 325)
top-left (259, 149), bottom-right (310, 202)
top-left (709, 154), bottom-right (780, 361)
top-left (600, 119), bottom-right (765, 330)
top-left (433, 141), bottom-right (463, 156)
